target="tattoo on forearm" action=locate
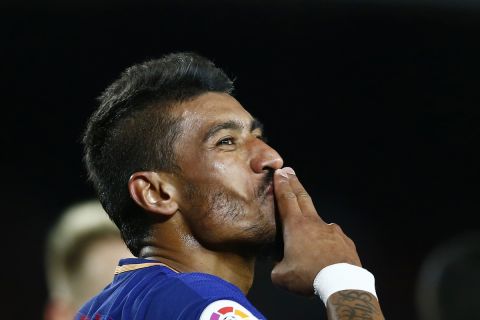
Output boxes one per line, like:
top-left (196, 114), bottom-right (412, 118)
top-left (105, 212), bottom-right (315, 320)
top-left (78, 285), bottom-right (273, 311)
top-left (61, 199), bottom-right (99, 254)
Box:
top-left (327, 290), bottom-right (382, 320)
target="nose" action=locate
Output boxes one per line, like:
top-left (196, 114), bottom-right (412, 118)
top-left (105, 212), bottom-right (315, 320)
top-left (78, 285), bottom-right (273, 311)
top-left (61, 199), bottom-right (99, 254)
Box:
top-left (250, 139), bottom-right (284, 173)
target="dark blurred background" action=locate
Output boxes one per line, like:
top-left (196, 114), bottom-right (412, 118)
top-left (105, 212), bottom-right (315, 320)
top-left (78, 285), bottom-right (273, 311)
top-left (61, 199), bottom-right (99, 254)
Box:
top-left (2, 0), bottom-right (479, 319)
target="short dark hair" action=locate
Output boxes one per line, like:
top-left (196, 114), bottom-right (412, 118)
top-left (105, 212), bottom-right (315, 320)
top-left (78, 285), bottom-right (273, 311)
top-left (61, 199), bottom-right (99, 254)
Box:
top-left (83, 52), bottom-right (234, 256)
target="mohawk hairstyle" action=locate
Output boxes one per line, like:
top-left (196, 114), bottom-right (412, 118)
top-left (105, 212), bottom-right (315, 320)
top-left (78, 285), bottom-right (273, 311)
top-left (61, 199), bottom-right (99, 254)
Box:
top-left (83, 52), bottom-right (234, 255)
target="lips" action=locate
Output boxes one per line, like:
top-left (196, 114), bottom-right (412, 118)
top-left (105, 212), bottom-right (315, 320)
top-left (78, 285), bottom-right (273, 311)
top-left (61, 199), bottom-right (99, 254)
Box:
top-left (257, 170), bottom-right (274, 198)
top-left (255, 181), bottom-right (273, 200)
top-left (265, 183), bottom-right (274, 195)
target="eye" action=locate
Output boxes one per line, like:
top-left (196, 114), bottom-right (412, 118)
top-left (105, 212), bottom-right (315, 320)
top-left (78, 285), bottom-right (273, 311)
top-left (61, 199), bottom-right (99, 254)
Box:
top-left (217, 137), bottom-right (235, 146)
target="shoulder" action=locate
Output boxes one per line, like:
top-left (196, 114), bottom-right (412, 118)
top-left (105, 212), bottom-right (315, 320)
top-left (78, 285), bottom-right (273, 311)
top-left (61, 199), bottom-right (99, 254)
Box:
top-left (146, 272), bottom-right (246, 304)
top-left (144, 272), bottom-right (265, 319)
top-left (79, 260), bottom-right (266, 320)
top-left (172, 272), bottom-right (245, 298)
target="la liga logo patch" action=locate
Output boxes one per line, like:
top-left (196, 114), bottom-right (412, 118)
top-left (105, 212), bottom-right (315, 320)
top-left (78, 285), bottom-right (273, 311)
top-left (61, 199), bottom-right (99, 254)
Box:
top-left (199, 300), bottom-right (259, 320)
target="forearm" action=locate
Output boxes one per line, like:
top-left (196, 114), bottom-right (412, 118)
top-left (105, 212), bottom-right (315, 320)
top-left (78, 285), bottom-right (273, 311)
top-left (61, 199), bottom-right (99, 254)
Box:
top-left (326, 290), bottom-right (385, 320)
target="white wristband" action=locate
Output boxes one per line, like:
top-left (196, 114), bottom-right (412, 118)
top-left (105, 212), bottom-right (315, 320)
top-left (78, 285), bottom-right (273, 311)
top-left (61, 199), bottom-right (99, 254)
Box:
top-left (313, 263), bottom-right (377, 305)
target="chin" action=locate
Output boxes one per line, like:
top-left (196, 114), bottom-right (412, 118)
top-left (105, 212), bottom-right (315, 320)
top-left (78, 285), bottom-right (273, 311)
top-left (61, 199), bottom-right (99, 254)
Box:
top-left (238, 221), bottom-right (281, 259)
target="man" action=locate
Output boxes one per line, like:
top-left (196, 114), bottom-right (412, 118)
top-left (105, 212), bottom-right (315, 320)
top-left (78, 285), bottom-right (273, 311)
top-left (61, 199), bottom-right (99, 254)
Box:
top-left (44, 200), bottom-right (132, 320)
top-left (79, 52), bottom-right (385, 319)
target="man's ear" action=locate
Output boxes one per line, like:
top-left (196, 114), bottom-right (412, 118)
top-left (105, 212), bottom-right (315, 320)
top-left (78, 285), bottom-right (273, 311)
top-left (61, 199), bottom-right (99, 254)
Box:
top-left (128, 171), bottom-right (179, 216)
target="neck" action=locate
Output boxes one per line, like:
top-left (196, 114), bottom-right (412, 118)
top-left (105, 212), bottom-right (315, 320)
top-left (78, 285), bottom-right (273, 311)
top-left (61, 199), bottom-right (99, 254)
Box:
top-left (138, 225), bottom-right (256, 294)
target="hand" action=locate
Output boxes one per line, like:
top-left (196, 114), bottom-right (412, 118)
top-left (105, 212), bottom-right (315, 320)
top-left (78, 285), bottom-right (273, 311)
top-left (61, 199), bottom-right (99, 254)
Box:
top-left (270, 167), bottom-right (362, 296)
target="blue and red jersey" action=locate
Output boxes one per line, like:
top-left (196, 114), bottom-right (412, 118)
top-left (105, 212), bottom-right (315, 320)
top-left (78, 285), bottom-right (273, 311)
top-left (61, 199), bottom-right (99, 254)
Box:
top-left (76, 258), bottom-right (265, 320)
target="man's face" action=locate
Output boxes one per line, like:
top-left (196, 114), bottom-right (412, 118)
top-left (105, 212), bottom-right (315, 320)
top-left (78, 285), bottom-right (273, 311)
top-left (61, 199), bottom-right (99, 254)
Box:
top-left (171, 92), bottom-right (284, 252)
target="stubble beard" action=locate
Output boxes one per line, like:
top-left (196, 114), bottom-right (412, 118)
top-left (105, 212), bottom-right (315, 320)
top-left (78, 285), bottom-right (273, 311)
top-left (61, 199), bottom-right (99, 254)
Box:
top-left (182, 171), bottom-right (282, 257)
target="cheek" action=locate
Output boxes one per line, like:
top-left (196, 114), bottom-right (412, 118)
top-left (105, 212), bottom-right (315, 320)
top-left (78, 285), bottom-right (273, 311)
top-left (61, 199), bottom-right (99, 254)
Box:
top-left (212, 161), bottom-right (226, 172)
top-left (180, 149), bottom-right (253, 201)
top-left (211, 159), bottom-right (252, 199)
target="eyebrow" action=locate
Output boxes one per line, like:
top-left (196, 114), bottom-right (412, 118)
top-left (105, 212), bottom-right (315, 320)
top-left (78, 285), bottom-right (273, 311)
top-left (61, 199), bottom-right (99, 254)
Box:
top-left (203, 118), bottom-right (264, 142)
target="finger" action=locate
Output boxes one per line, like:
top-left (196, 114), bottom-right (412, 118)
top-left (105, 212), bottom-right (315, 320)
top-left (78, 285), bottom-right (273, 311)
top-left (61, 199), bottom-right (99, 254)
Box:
top-left (283, 167), bottom-right (325, 223)
top-left (273, 168), bottom-right (302, 224)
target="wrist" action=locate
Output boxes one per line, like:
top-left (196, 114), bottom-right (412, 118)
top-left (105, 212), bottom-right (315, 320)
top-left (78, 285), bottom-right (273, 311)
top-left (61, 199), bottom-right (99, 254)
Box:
top-left (313, 263), bottom-right (377, 305)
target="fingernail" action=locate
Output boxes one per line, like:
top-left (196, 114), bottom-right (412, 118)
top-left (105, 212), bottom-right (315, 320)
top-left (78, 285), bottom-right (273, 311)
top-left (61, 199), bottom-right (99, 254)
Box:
top-left (277, 169), bottom-right (288, 178)
top-left (283, 167), bottom-right (296, 175)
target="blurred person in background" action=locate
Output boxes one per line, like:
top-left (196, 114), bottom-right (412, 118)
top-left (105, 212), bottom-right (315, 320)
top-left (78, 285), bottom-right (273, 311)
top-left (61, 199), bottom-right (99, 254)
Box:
top-left (44, 200), bottom-right (132, 320)
top-left (415, 231), bottom-right (480, 320)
